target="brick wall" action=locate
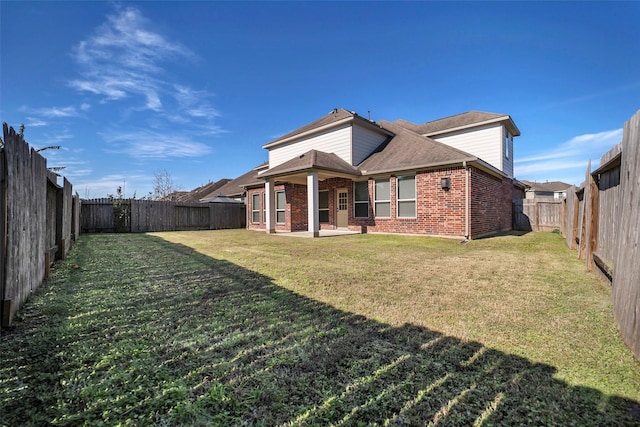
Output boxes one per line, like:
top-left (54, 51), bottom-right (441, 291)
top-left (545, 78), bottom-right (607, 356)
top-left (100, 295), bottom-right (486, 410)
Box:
top-left (246, 184), bottom-right (293, 231)
top-left (361, 167), bottom-right (467, 237)
top-left (247, 166), bottom-right (513, 238)
top-left (469, 167), bottom-right (513, 238)
top-left (288, 184), bottom-right (308, 231)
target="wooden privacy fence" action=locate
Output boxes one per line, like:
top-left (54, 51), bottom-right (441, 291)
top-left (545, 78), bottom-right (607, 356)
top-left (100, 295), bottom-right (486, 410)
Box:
top-left (563, 110), bottom-right (640, 360)
top-left (81, 199), bottom-right (246, 233)
top-left (513, 198), bottom-right (564, 232)
top-left (1, 123), bottom-right (80, 329)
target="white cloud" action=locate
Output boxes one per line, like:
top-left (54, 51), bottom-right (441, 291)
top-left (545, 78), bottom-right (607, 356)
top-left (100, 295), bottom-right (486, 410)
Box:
top-left (517, 129), bottom-right (622, 163)
top-left (515, 159), bottom-right (589, 176)
top-left (100, 129), bottom-right (213, 160)
top-left (75, 173), bottom-right (150, 199)
top-left (21, 105), bottom-right (80, 118)
top-left (26, 117), bottom-right (48, 127)
top-left (68, 6), bottom-right (225, 143)
top-left (69, 6), bottom-right (193, 112)
top-left (515, 128), bottom-right (622, 185)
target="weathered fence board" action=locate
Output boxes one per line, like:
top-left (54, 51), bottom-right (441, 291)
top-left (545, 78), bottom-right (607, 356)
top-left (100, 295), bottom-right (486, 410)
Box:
top-left (82, 199), bottom-right (246, 233)
top-left (611, 110), bottom-right (640, 360)
top-left (513, 198), bottom-right (563, 232)
top-left (1, 123), bottom-right (78, 328)
top-left (563, 110), bottom-right (640, 360)
top-left (175, 205), bottom-right (210, 230)
top-left (2, 124), bottom-right (47, 327)
top-left (130, 200), bottom-right (175, 232)
top-left (595, 145), bottom-right (621, 269)
top-left (210, 203), bottom-right (245, 230)
top-left (80, 198), bottom-right (118, 232)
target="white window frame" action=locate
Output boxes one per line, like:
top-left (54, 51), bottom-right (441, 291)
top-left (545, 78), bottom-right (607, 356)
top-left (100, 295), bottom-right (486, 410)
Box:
top-left (251, 193), bottom-right (260, 223)
top-left (262, 192), bottom-right (266, 223)
top-left (396, 175), bottom-right (416, 218)
top-left (353, 181), bottom-right (369, 218)
top-left (276, 190), bottom-right (285, 224)
top-left (374, 178), bottom-right (391, 218)
top-left (504, 128), bottom-right (511, 160)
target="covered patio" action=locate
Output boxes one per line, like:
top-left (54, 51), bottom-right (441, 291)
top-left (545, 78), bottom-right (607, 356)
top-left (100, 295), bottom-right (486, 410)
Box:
top-left (258, 150), bottom-right (362, 237)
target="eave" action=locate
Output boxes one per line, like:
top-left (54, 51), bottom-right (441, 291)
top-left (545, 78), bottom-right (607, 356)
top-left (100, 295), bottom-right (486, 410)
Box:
top-left (263, 116), bottom-right (394, 150)
top-left (423, 116), bottom-right (521, 138)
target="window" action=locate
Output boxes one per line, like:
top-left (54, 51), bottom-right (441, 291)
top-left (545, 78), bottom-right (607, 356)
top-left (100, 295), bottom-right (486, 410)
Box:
top-left (319, 191), bottom-right (329, 223)
top-left (397, 175), bottom-right (416, 217)
top-left (374, 178), bottom-right (390, 217)
top-left (354, 181), bottom-right (369, 218)
top-left (262, 192), bottom-right (266, 223)
top-left (504, 129), bottom-right (511, 159)
top-left (276, 190), bottom-right (285, 223)
top-left (251, 193), bottom-right (260, 223)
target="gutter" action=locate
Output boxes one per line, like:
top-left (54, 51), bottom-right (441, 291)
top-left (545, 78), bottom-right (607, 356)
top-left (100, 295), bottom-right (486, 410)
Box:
top-left (359, 157), bottom-right (477, 177)
top-left (464, 160), bottom-right (470, 240)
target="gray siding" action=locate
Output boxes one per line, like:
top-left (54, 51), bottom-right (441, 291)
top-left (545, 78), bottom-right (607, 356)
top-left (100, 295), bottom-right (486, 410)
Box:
top-left (352, 124), bottom-right (389, 166)
top-left (503, 126), bottom-right (514, 178)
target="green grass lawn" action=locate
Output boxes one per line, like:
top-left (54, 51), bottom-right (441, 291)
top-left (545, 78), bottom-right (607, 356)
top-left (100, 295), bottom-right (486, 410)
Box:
top-left (1, 230), bottom-right (639, 426)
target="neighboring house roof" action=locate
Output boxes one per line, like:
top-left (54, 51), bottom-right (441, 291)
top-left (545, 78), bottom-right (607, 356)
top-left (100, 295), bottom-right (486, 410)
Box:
top-left (259, 149), bottom-right (359, 179)
top-left (358, 121), bottom-right (477, 175)
top-left (212, 162), bottom-right (268, 198)
top-left (263, 108), bottom-right (392, 149)
top-left (395, 111), bottom-right (520, 137)
top-left (162, 191), bottom-right (189, 202)
top-left (521, 180), bottom-right (573, 192)
top-left (163, 178), bottom-right (231, 203)
top-left (200, 194), bottom-right (243, 204)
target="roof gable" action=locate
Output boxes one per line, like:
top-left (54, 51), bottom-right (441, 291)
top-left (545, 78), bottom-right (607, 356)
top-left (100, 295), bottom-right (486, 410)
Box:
top-left (260, 149), bottom-right (359, 179)
top-left (263, 108), bottom-right (392, 150)
top-left (358, 121), bottom-right (477, 175)
top-left (397, 111), bottom-right (520, 137)
top-left (263, 108), bottom-right (355, 148)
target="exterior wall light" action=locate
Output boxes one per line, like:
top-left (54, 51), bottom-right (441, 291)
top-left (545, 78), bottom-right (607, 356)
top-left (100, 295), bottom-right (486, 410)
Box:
top-left (441, 177), bottom-right (451, 190)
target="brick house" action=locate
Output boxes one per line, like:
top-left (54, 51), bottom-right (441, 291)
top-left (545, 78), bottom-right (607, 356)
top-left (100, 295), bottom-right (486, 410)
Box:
top-left (228, 108), bottom-right (522, 239)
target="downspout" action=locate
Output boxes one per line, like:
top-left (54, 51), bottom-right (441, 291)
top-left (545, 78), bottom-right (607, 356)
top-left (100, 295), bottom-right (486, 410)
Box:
top-left (464, 161), bottom-right (470, 240)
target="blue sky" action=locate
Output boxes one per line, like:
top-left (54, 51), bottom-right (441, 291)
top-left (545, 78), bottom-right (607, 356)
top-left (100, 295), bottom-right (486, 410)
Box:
top-left (1, 1), bottom-right (639, 198)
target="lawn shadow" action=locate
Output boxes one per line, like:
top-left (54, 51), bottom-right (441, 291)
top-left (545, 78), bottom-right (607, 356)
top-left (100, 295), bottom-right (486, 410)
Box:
top-left (1, 233), bottom-right (638, 426)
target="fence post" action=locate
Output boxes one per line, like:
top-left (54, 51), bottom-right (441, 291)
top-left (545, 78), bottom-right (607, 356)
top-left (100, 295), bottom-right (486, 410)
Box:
top-left (0, 144), bottom-right (6, 330)
top-left (586, 171), bottom-right (599, 271)
top-left (578, 162), bottom-right (592, 260)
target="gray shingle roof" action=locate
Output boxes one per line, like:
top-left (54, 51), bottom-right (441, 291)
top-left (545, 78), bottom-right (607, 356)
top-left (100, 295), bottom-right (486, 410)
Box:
top-left (264, 108), bottom-right (356, 148)
top-left (521, 180), bottom-right (574, 192)
top-left (256, 108), bottom-right (518, 182)
top-left (358, 121), bottom-right (477, 174)
top-left (260, 150), bottom-right (359, 179)
top-left (163, 179), bottom-right (231, 203)
top-left (396, 111), bottom-right (520, 137)
top-left (209, 162), bottom-right (268, 198)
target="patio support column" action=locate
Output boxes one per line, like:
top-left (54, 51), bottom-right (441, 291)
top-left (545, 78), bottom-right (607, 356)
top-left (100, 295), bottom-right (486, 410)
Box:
top-left (307, 171), bottom-right (319, 237)
top-left (265, 178), bottom-right (276, 234)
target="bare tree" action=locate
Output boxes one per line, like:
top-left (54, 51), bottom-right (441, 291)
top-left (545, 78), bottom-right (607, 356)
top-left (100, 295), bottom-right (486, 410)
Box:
top-left (153, 169), bottom-right (180, 200)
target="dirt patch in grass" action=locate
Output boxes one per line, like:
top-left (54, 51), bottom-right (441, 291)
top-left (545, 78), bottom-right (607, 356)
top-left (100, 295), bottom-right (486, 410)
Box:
top-left (1, 231), bottom-right (639, 425)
